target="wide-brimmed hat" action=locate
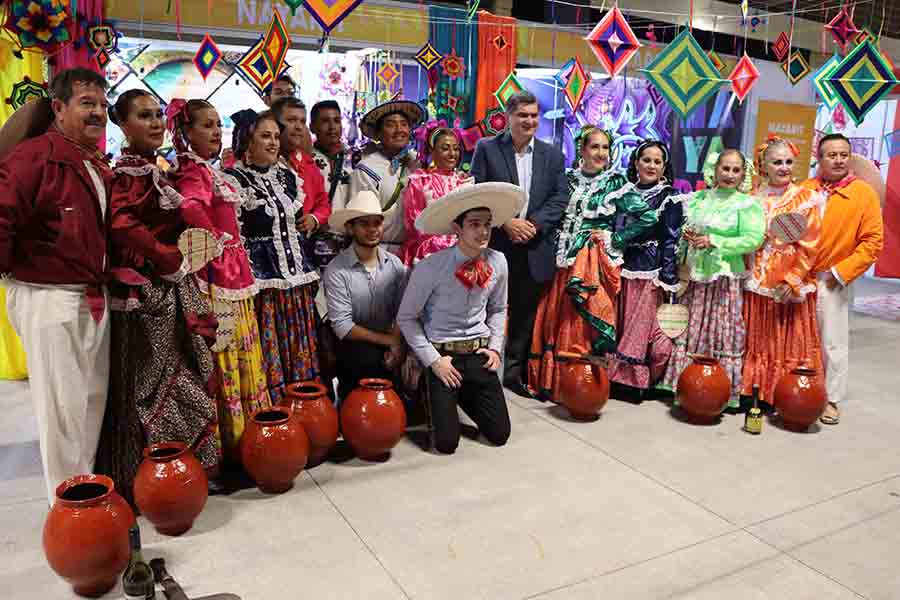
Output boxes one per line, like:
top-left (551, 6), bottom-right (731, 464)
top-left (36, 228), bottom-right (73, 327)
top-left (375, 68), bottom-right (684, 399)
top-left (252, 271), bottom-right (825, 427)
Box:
top-left (360, 100), bottom-right (425, 141)
top-left (329, 190), bottom-right (384, 230)
top-left (415, 182), bottom-right (525, 235)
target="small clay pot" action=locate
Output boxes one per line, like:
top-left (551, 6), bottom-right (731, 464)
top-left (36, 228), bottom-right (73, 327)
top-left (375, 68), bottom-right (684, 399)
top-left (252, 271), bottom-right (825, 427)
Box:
top-left (133, 442), bottom-right (208, 536)
top-left (340, 378), bottom-right (407, 461)
top-left (774, 365), bottom-right (827, 432)
top-left (556, 352), bottom-right (609, 420)
top-left (676, 355), bottom-right (731, 424)
top-left (43, 474), bottom-right (135, 597)
top-left (241, 408), bottom-right (309, 493)
top-left (283, 381), bottom-right (339, 467)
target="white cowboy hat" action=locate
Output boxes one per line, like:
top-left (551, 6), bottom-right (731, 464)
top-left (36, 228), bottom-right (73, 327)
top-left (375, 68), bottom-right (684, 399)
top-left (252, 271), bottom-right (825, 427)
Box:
top-left (415, 182), bottom-right (526, 235)
top-left (328, 190), bottom-right (384, 230)
top-left (360, 100), bottom-right (425, 141)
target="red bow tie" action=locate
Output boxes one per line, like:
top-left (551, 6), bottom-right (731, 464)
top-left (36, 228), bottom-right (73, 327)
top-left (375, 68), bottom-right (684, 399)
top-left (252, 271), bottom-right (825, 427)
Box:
top-left (455, 258), bottom-right (493, 290)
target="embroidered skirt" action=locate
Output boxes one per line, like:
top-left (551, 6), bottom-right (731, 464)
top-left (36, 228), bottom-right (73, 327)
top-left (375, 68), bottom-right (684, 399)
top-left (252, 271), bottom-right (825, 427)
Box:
top-left (661, 278), bottom-right (746, 406)
top-left (256, 283), bottom-right (320, 405)
top-left (214, 297), bottom-right (271, 458)
top-left (607, 278), bottom-right (673, 390)
top-left (95, 277), bottom-right (220, 508)
top-left (740, 291), bottom-right (823, 403)
top-left (528, 235), bottom-right (621, 402)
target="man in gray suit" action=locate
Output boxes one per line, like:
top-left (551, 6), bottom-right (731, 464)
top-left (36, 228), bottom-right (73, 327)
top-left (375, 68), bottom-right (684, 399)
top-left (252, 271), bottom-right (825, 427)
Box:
top-left (470, 91), bottom-right (569, 399)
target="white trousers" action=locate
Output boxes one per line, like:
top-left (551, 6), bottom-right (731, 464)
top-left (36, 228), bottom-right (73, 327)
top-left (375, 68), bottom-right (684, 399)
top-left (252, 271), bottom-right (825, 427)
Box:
top-left (5, 283), bottom-right (110, 505)
top-left (816, 274), bottom-right (850, 405)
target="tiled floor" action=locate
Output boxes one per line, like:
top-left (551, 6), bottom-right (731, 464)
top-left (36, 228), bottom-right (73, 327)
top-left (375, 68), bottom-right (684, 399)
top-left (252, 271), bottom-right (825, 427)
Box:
top-left (1, 279), bottom-right (898, 599)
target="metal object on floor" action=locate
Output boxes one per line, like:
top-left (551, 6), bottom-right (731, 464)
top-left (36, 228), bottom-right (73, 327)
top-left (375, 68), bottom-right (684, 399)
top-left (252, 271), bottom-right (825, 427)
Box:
top-left (150, 557), bottom-right (242, 600)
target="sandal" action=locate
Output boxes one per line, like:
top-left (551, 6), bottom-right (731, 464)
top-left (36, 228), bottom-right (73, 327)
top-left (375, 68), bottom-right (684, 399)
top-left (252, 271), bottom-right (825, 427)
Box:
top-left (820, 402), bottom-right (841, 425)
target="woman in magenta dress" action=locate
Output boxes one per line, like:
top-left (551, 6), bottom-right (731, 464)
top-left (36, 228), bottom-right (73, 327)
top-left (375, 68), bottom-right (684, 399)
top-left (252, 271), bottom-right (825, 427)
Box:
top-left (400, 127), bottom-right (472, 265)
top-left (165, 98), bottom-right (270, 463)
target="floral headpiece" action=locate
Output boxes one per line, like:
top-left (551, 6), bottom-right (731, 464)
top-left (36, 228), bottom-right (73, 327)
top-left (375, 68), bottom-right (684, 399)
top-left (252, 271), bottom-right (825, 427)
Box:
top-left (702, 149), bottom-right (754, 193)
top-left (414, 118), bottom-right (463, 167)
top-left (165, 98), bottom-right (190, 152)
top-left (572, 124), bottom-right (614, 169)
top-left (754, 134), bottom-right (800, 177)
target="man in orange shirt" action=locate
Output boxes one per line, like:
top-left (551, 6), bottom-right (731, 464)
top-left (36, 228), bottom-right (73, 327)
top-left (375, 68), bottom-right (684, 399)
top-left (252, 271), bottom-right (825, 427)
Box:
top-left (803, 134), bottom-right (883, 425)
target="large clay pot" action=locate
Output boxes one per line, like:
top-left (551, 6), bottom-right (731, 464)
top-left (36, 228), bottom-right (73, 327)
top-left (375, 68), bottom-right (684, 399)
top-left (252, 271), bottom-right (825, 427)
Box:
top-left (241, 408), bottom-right (309, 493)
top-left (676, 355), bottom-right (731, 424)
top-left (556, 352), bottom-right (610, 420)
top-left (133, 442), bottom-right (208, 536)
top-left (774, 365), bottom-right (827, 432)
top-left (43, 474), bottom-right (135, 597)
top-left (340, 378), bottom-right (407, 461)
top-left (283, 381), bottom-right (339, 466)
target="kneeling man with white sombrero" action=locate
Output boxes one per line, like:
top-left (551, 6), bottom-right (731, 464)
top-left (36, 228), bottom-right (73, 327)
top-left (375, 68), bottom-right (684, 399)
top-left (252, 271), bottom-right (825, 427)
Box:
top-left (397, 182), bottom-right (524, 454)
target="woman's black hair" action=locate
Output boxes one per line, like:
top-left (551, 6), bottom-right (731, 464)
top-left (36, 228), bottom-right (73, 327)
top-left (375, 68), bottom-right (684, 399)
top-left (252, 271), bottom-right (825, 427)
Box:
top-left (626, 140), bottom-right (674, 185)
top-left (108, 89), bottom-right (153, 127)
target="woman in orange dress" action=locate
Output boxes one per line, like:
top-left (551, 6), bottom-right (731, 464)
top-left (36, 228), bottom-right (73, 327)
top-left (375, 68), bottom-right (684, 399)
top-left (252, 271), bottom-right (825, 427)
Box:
top-left (741, 136), bottom-right (824, 407)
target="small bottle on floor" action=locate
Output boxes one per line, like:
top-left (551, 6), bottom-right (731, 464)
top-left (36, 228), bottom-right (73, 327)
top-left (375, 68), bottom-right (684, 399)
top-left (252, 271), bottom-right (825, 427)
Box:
top-left (744, 385), bottom-right (763, 435)
top-left (123, 524), bottom-right (156, 599)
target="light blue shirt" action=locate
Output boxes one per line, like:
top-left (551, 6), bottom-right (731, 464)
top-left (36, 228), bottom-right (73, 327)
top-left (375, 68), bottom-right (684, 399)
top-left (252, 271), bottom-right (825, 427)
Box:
top-left (397, 245), bottom-right (508, 366)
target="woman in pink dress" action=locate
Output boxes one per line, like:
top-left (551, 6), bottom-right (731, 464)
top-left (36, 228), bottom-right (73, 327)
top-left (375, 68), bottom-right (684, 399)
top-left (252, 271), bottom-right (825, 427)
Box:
top-left (165, 99), bottom-right (270, 469)
top-left (400, 127), bottom-right (472, 265)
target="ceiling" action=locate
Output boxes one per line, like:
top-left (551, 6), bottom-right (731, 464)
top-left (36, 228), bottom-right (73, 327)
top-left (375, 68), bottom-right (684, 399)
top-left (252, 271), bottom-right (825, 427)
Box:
top-left (719, 0), bottom-right (900, 40)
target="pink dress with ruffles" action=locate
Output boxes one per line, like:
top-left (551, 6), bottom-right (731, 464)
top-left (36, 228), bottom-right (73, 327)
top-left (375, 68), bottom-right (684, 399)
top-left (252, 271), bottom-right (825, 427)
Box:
top-left (400, 168), bottom-right (472, 266)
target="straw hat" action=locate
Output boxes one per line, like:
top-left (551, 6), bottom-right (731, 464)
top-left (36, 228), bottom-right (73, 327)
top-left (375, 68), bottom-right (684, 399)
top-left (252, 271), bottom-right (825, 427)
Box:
top-left (849, 153), bottom-right (885, 207)
top-left (0, 97), bottom-right (54, 161)
top-left (360, 100), bottom-right (425, 141)
top-left (328, 190), bottom-right (384, 230)
top-left (415, 182), bottom-right (525, 235)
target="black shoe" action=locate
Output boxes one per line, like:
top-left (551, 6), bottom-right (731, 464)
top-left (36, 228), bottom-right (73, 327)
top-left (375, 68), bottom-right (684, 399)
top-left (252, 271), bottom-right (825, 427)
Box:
top-left (505, 380), bottom-right (539, 400)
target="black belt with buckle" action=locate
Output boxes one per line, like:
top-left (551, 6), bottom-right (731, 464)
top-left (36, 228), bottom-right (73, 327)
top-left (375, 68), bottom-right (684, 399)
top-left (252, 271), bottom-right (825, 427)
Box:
top-left (433, 337), bottom-right (490, 354)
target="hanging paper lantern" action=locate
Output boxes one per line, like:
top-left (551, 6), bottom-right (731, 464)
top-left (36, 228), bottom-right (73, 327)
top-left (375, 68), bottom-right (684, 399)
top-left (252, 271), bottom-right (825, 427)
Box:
top-left (706, 50), bottom-right (726, 74)
top-left (262, 8), bottom-right (291, 81)
top-left (493, 71), bottom-right (525, 110)
top-left (4, 75), bottom-right (48, 110)
top-left (481, 107), bottom-right (508, 136)
top-left (728, 53), bottom-right (759, 104)
top-left (825, 8), bottom-right (858, 52)
top-left (563, 57), bottom-right (591, 112)
top-left (86, 23), bottom-right (117, 53)
top-left (377, 62), bottom-right (400, 88)
top-left (771, 32), bottom-right (790, 62)
top-left (302, 0), bottom-right (366, 34)
top-left (781, 51), bottom-right (811, 85)
top-left (3, 0), bottom-right (75, 56)
top-left (414, 41), bottom-right (443, 71)
top-left (812, 54), bottom-right (842, 109)
top-left (827, 40), bottom-right (898, 126)
top-left (641, 29), bottom-right (724, 120)
top-left (584, 7), bottom-right (641, 78)
top-left (553, 58), bottom-right (576, 87)
top-left (442, 50), bottom-right (465, 80)
top-left (235, 36), bottom-right (289, 96)
top-left (193, 34), bottom-right (223, 81)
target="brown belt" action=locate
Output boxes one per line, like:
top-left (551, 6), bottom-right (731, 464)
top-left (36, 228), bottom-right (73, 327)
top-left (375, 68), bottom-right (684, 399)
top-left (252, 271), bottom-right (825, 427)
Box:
top-left (433, 337), bottom-right (490, 354)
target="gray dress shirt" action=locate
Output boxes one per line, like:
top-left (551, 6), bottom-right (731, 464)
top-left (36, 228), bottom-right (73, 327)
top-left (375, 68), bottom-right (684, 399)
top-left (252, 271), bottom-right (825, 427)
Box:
top-left (323, 246), bottom-right (408, 340)
top-left (397, 245), bottom-right (508, 367)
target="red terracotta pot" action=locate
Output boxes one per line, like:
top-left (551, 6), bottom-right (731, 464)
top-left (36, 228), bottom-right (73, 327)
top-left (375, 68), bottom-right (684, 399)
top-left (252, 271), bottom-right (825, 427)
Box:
top-left (241, 408), bottom-right (309, 493)
top-left (133, 442), bottom-right (208, 536)
top-left (556, 352), bottom-right (609, 420)
top-left (774, 365), bottom-right (827, 432)
top-left (283, 381), bottom-right (339, 467)
top-left (676, 355), bottom-right (731, 424)
top-left (43, 474), bottom-right (135, 597)
top-left (340, 378), bottom-right (407, 461)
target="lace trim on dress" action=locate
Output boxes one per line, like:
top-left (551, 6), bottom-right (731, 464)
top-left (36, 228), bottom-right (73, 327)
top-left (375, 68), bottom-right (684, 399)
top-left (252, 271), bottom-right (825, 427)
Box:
top-left (174, 152), bottom-right (243, 205)
top-left (744, 277), bottom-right (817, 302)
top-left (114, 158), bottom-right (186, 211)
top-left (556, 170), bottom-right (628, 268)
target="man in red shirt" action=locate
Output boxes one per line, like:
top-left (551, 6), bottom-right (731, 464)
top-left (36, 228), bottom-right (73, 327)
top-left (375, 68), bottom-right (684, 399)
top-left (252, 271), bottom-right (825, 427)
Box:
top-left (0, 68), bottom-right (112, 505)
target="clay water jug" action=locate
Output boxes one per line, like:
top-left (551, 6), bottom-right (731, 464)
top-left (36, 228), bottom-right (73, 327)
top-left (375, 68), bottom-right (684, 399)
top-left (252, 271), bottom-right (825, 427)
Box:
top-left (133, 442), bottom-right (208, 535)
top-left (340, 378), bottom-right (407, 460)
top-left (43, 474), bottom-right (135, 597)
top-left (556, 352), bottom-right (610, 420)
top-left (676, 355), bottom-right (731, 424)
top-left (241, 408), bottom-right (309, 493)
top-left (774, 365), bottom-right (827, 432)
top-left (284, 381), bottom-right (339, 466)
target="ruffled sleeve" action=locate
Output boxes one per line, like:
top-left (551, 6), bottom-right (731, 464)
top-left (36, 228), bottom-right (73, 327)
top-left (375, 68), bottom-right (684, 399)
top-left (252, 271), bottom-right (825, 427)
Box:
top-left (400, 173), bottom-right (428, 262)
top-left (110, 170), bottom-right (182, 275)
top-left (783, 188), bottom-right (824, 297)
top-left (658, 193), bottom-right (685, 290)
top-left (708, 195), bottom-right (765, 257)
top-left (170, 157), bottom-right (220, 236)
top-left (610, 182), bottom-right (658, 250)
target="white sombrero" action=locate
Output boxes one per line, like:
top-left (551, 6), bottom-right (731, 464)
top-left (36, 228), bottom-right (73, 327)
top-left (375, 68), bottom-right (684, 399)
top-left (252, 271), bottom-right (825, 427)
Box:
top-left (360, 100), bottom-right (425, 141)
top-left (415, 182), bottom-right (526, 235)
top-left (328, 190), bottom-right (384, 230)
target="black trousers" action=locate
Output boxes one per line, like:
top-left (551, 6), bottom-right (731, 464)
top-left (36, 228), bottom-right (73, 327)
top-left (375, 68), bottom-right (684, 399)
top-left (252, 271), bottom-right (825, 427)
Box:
top-left (503, 247), bottom-right (545, 387)
top-left (426, 352), bottom-right (511, 454)
top-left (336, 340), bottom-right (393, 401)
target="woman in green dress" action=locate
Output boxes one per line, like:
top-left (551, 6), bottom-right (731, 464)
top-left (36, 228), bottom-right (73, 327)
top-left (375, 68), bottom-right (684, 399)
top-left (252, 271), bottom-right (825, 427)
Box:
top-left (528, 126), bottom-right (657, 402)
top-left (660, 150), bottom-right (766, 407)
